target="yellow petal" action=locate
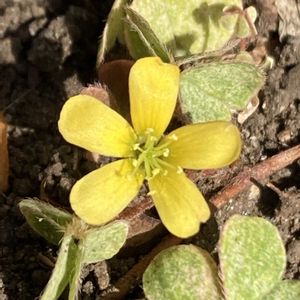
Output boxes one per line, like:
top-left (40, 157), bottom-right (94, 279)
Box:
top-left (70, 159), bottom-right (144, 225)
top-left (129, 57), bottom-right (180, 138)
top-left (58, 95), bottom-right (136, 157)
top-left (163, 121), bottom-right (241, 170)
top-left (148, 170), bottom-right (210, 238)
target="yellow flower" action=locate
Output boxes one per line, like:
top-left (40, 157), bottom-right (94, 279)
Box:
top-left (58, 57), bottom-right (241, 238)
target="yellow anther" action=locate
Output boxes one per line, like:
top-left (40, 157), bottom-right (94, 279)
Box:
top-left (169, 133), bottom-right (178, 141)
top-left (152, 168), bottom-right (160, 176)
top-left (145, 128), bottom-right (154, 134)
top-left (163, 148), bottom-right (170, 157)
top-left (133, 130), bottom-right (178, 179)
top-left (177, 166), bottom-right (183, 174)
top-left (132, 159), bottom-right (138, 167)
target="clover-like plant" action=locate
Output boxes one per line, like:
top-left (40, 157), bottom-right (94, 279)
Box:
top-left (98, 0), bottom-right (264, 124)
top-left (125, 0), bottom-right (251, 58)
top-left (19, 199), bottom-right (128, 300)
top-left (143, 215), bottom-right (300, 300)
top-left (58, 57), bottom-right (241, 238)
top-left (98, 0), bottom-right (255, 62)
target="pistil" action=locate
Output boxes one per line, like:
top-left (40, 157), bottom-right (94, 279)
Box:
top-left (131, 128), bottom-right (179, 179)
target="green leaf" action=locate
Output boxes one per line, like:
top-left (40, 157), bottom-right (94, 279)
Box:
top-left (68, 246), bottom-right (84, 300)
top-left (124, 20), bottom-right (155, 60)
top-left (124, 7), bottom-right (172, 62)
top-left (219, 215), bottom-right (286, 300)
top-left (264, 280), bottom-right (300, 300)
top-left (41, 235), bottom-right (78, 300)
top-left (179, 62), bottom-right (264, 123)
top-left (97, 0), bottom-right (129, 66)
top-left (143, 245), bottom-right (222, 300)
top-left (68, 221), bottom-right (128, 300)
top-left (19, 198), bottom-right (72, 245)
top-left (82, 221), bottom-right (128, 264)
top-left (129, 0), bottom-right (242, 57)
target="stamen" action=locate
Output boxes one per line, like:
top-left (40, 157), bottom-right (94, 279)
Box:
top-left (133, 143), bottom-right (141, 151)
top-left (131, 152), bottom-right (147, 177)
top-left (144, 133), bottom-right (156, 149)
top-left (168, 133), bottom-right (178, 141)
top-left (154, 140), bottom-right (172, 151)
top-left (145, 128), bottom-right (154, 134)
top-left (131, 129), bottom-right (181, 180)
top-left (152, 168), bottom-right (160, 176)
top-left (163, 148), bottom-right (170, 157)
top-left (150, 157), bottom-right (161, 170)
top-left (152, 148), bottom-right (169, 158)
top-left (132, 159), bottom-right (138, 167)
top-left (144, 159), bottom-right (152, 180)
top-left (177, 166), bottom-right (183, 174)
top-left (156, 158), bottom-right (176, 169)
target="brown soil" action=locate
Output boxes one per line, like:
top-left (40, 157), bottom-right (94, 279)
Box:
top-left (0, 0), bottom-right (299, 299)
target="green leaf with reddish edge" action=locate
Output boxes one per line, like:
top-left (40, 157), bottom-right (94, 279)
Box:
top-left (219, 215), bottom-right (286, 300)
top-left (143, 245), bottom-right (222, 300)
top-left (82, 221), bottom-right (128, 264)
top-left (264, 280), bottom-right (300, 300)
top-left (124, 7), bottom-right (172, 62)
top-left (179, 62), bottom-right (264, 123)
top-left (129, 0), bottom-right (242, 57)
top-left (97, 0), bottom-right (129, 66)
top-left (19, 198), bottom-right (72, 245)
top-left (41, 234), bottom-right (78, 300)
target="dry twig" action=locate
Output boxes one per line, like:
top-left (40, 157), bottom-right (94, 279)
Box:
top-left (0, 113), bottom-right (9, 192)
top-left (211, 145), bottom-right (300, 208)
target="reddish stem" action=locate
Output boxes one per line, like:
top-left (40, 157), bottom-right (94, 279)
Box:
top-left (211, 145), bottom-right (300, 208)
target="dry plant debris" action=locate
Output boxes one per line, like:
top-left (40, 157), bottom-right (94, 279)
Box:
top-left (0, 113), bottom-right (9, 192)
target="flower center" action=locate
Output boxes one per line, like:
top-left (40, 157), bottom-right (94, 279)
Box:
top-left (132, 128), bottom-right (181, 179)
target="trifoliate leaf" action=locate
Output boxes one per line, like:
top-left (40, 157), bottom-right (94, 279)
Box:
top-left (219, 215), bottom-right (286, 300)
top-left (129, 0), bottom-right (242, 57)
top-left (41, 235), bottom-right (78, 300)
top-left (19, 198), bottom-right (72, 245)
top-left (143, 245), bottom-right (222, 300)
top-left (179, 62), bottom-right (264, 123)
